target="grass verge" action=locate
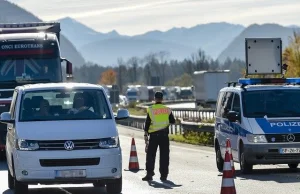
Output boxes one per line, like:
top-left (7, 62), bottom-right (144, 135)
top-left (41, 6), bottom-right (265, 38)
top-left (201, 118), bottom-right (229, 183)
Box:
top-left (169, 131), bottom-right (214, 147)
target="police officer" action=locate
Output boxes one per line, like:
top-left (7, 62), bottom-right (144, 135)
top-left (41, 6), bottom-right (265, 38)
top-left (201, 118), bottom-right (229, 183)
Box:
top-left (142, 91), bottom-right (175, 181)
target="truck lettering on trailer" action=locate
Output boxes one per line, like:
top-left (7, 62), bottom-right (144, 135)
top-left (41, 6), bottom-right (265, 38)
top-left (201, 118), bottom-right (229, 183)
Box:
top-left (270, 122), bottom-right (300, 127)
top-left (1, 44), bottom-right (43, 50)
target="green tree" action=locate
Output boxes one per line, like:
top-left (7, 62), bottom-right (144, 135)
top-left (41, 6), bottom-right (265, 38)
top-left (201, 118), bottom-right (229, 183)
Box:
top-left (283, 32), bottom-right (300, 77)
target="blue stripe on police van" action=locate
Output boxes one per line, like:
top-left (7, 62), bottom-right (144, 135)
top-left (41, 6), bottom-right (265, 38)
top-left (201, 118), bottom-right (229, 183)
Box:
top-left (215, 117), bottom-right (252, 137)
top-left (255, 118), bottom-right (300, 134)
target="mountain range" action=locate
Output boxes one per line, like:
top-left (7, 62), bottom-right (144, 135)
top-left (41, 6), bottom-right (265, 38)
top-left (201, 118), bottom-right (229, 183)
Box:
top-left (0, 1), bottom-right (85, 67)
top-left (58, 17), bottom-right (300, 66)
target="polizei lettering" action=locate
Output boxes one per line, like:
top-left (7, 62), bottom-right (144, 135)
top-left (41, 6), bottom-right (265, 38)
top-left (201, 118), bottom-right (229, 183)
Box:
top-left (0, 44), bottom-right (43, 50)
top-left (270, 122), bottom-right (300, 127)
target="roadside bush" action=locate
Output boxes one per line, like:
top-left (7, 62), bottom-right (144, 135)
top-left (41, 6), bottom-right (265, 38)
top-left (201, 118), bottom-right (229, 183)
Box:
top-left (169, 130), bottom-right (214, 146)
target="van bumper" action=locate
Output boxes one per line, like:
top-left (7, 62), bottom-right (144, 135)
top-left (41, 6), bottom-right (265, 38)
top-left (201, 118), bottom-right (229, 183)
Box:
top-left (13, 148), bottom-right (122, 184)
top-left (244, 143), bottom-right (300, 164)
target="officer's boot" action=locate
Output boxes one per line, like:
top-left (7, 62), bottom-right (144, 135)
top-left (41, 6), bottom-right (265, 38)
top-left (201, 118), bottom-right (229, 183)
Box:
top-left (142, 172), bottom-right (155, 181)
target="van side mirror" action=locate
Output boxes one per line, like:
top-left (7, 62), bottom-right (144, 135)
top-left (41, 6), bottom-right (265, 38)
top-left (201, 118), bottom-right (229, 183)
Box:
top-left (0, 112), bottom-right (14, 124)
top-left (227, 111), bottom-right (239, 122)
top-left (115, 109), bottom-right (129, 120)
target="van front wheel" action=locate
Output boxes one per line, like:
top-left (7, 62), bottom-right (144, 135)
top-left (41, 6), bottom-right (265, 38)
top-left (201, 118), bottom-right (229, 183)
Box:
top-left (106, 177), bottom-right (122, 194)
top-left (8, 170), bottom-right (14, 189)
top-left (239, 146), bottom-right (253, 174)
top-left (14, 178), bottom-right (28, 194)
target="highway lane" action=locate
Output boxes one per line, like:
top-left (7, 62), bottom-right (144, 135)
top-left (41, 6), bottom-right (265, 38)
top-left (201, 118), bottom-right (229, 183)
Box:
top-left (166, 103), bottom-right (196, 109)
top-left (0, 125), bottom-right (299, 193)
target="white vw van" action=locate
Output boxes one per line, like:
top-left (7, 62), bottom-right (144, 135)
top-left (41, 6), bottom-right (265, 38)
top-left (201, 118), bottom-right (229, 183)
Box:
top-left (0, 83), bottom-right (129, 194)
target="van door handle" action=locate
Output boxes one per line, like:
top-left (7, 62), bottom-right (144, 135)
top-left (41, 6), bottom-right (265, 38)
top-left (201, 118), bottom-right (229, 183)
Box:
top-left (7, 127), bottom-right (12, 130)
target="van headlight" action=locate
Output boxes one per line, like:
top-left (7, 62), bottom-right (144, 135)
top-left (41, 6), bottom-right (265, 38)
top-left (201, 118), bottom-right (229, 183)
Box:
top-left (16, 139), bottom-right (39, 151)
top-left (246, 134), bottom-right (267, 143)
top-left (99, 137), bottom-right (119, 148)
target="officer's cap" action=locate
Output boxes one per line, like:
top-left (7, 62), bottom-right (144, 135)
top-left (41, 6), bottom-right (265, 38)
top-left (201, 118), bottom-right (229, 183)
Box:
top-left (154, 91), bottom-right (163, 99)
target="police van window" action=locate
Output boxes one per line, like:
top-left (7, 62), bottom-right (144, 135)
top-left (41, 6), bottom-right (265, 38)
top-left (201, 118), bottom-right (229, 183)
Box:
top-left (215, 91), bottom-right (225, 117)
top-left (232, 93), bottom-right (241, 113)
top-left (221, 92), bottom-right (234, 118)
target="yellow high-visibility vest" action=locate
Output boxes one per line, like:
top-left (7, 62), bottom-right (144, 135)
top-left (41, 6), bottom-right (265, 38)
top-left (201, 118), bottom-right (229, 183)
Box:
top-left (147, 104), bottom-right (171, 133)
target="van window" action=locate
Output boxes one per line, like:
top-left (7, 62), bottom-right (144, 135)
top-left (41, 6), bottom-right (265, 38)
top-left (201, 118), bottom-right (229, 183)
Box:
top-left (216, 91), bottom-right (225, 117)
top-left (19, 89), bottom-right (112, 121)
top-left (221, 92), bottom-right (234, 118)
top-left (243, 89), bottom-right (300, 118)
top-left (232, 93), bottom-right (241, 114)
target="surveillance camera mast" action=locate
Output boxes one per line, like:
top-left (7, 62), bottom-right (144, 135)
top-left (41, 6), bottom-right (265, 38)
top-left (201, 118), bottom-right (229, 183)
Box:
top-left (0, 22), bottom-right (74, 152)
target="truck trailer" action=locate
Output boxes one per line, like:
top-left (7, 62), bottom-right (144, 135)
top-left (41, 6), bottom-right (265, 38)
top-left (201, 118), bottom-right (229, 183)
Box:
top-left (0, 22), bottom-right (73, 157)
top-left (193, 70), bottom-right (230, 108)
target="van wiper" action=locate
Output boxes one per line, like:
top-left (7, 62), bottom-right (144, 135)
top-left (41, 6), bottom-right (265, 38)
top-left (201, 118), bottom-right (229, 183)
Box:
top-left (251, 111), bottom-right (281, 117)
top-left (282, 110), bottom-right (300, 116)
top-left (19, 79), bottom-right (51, 83)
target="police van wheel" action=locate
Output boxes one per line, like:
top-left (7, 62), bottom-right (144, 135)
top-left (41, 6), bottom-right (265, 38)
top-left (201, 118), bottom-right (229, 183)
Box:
top-left (288, 163), bottom-right (298, 169)
top-left (240, 147), bottom-right (253, 174)
top-left (216, 145), bottom-right (224, 172)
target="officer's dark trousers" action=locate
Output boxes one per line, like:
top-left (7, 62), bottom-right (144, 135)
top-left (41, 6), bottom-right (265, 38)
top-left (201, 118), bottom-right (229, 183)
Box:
top-left (146, 133), bottom-right (170, 177)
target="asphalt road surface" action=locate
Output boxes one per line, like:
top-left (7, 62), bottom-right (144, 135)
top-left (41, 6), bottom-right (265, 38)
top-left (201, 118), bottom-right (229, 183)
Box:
top-left (0, 125), bottom-right (300, 194)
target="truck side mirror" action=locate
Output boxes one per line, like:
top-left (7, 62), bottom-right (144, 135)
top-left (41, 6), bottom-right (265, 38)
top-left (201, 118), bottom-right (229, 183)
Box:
top-left (61, 58), bottom-right (73, 81)
top-left (66, 61), bottom-right (73, 75)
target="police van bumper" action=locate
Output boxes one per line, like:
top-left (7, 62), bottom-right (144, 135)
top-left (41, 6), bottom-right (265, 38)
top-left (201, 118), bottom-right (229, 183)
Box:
top-left (243, 143), bottom-right (300, 164)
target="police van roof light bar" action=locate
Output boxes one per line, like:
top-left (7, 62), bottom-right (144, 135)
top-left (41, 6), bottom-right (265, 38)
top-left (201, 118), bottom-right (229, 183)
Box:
top-left (238, 78), bottom-right (300, 85)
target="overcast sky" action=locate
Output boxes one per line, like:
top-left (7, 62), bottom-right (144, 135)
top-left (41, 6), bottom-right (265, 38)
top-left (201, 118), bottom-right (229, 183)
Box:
top-left (8, 0), bottom-right (300, 35)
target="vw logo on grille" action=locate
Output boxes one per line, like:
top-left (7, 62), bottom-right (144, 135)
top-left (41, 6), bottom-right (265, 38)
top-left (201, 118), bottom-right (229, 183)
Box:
top-left (64, 141), bottom-right (75, 150)
top-left (287, 134), bottom-right (295, 142)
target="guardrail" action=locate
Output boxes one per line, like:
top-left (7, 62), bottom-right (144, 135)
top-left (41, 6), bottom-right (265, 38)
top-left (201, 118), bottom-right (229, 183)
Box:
top-left (115, 114), bottom-right (215, 134)
top-left (136, 100), bottom-right (216, 120)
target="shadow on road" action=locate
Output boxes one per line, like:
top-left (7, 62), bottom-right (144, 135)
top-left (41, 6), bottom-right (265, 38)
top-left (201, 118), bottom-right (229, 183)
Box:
top-left (3, 186), bottom-right (120, 194)
top-left (235, 168), bottom-right (300, 183)
top-left (147, 180), bottom-right (182, 189)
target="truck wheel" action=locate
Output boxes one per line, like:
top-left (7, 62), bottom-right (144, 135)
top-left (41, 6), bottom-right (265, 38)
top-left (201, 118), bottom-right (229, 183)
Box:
top-left (14, 178), bottom-right (28, 194)
top-left (8, 170), bottom-right (14, 190)
top-left (288, 163), bottom-right (298, 169)
top-left (106, 176), bottom-right (122, 194)
top-left (239, 146), bottom-right (253, 174)
top-left (215, 143), bottom-right (224, 172)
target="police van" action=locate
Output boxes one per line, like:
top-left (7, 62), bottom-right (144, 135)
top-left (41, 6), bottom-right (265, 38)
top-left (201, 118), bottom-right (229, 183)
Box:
top-left (214, 38), bottom-right (300, 174)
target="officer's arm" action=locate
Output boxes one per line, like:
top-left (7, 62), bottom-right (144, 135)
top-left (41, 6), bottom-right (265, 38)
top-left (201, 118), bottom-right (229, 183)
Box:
top-left (169, 112), bottom-right (176, 124)
top-left (144, 113), bottom-right (151, 133)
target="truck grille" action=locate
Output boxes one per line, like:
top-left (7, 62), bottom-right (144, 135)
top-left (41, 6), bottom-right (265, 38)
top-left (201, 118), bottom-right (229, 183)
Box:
top-left (40, 158), bottom-right (100, 167)
top-left (265, 134), bottom-right (300, 143)
top-left (0, 90), bottom-right (14, 98)
top-left (38, 139), bottom-right (100, 150)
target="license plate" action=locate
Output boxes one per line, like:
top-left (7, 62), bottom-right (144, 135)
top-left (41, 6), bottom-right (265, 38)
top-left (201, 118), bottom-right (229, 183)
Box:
top-left (280, 148), bottom-right (300, 154)
top-left (55, 169), bottom-right (86, 178)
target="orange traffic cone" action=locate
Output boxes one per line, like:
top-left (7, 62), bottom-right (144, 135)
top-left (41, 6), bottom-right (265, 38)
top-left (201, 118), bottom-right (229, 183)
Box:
top-left (226, 138), bottom-right (235, 176)
top-left (128, 137), bottom-right (140, 171)
top-left (220, 150), bottom-right (236, 194)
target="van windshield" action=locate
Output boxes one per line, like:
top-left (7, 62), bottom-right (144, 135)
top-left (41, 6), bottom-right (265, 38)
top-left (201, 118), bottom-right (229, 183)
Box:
top-left (243, 89), bottom-right (300, 118)
top-left (19, 89), bottom-right (112, 121)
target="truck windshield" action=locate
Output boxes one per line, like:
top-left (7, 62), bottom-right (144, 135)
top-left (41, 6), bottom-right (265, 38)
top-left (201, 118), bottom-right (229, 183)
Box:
top-left (19, 89), bottom-right (112, 122)
top-left (127, 91), bottom-right (137, 96)
top-left (243, 89), bottom-right (300, 118)
top-left (0, 58), bottom-right (62, 82)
